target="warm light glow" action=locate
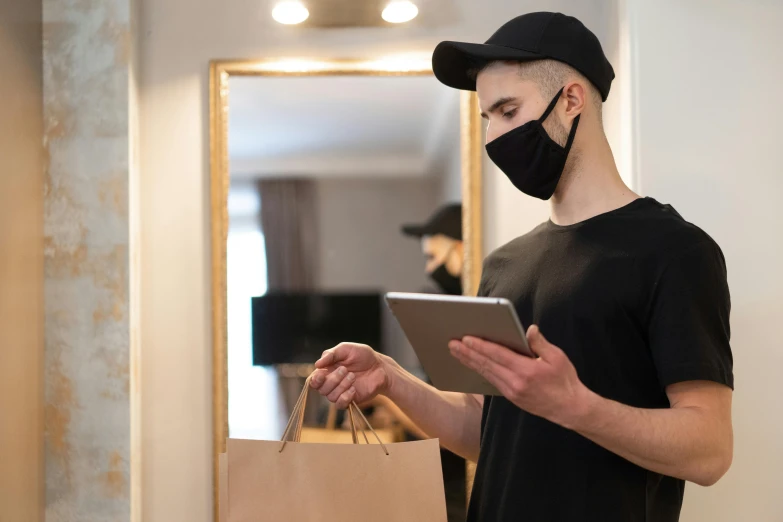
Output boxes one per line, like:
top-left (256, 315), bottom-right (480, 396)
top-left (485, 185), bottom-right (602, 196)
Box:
top-left (382, 1), bottom-right (419, 24)
top-left (242, 56), bottom-right (432, 75)
top-left (272, 1), bottom-right (309, 25)
top-left (369, 52), bottom-right (431, 72)
top-left (257, 59), bottom-right (334, 73)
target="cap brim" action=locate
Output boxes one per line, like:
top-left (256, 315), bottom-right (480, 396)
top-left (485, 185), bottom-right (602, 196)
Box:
top-left (401, 224), bottom-right (427, 237)
top-left (432, 41), bottom-right (544, 91)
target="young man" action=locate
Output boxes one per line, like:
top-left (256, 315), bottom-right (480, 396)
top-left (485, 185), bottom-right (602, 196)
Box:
top-left (311, 12), bottom-right (733, 522)
top-left (402, 203), bottom-right (465, 296)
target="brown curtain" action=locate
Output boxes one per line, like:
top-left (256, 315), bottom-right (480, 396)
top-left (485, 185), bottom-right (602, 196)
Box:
top-left (256, 178), bottom-right (320, 424)
top-left (256, 179), bottom-right (318, 291)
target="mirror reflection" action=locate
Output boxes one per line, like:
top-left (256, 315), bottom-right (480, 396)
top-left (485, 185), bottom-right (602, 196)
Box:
top-left (226, 74), bottom-right (462, 439)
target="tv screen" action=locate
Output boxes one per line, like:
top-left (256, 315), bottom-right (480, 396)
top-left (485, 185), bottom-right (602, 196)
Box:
top-left (251, 292), bottom-right (383, 366)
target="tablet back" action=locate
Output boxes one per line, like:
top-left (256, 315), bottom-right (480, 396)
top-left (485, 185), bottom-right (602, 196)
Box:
top-left (385, 292), bottom-right (532, 396)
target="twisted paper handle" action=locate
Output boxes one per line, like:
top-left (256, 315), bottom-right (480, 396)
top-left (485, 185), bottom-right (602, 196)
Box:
top-left (278, 374), bottom-right (390, 455)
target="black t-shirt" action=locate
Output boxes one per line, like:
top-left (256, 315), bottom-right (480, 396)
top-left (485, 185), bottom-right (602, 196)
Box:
top-left (466, 197), bottom-right (733, 522)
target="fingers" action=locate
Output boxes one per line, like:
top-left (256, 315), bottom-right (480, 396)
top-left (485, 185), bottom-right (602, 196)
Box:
top-left (449, 339), bottom-right (519, 389)
top-left (326, 370), bottom-right (356, 403)
top-left (334, 386), bottom-right (357, 410)
top-left (459, 336), bottom-right (524, 368)
top-left (526, 325), bottom-right (561, 361)
top-left (308, 366), bottom-right (357, 409)
top-left (311, 365), bottom-right (346, 396)
top-left (314, 343), bottom-right (351, 369)
top-left (311, 343), bottom-right (354, 391)
top-left (309, 368), bottom-right (330, 390)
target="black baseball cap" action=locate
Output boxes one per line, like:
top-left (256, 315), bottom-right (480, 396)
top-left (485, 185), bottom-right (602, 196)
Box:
top-left (432, 12), bottom-right (615, 101)
top-left (401, 203), bottom-right (462, 241)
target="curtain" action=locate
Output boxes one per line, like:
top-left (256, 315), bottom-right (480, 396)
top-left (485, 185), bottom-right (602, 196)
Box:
top-left (256, 178), bottom-right (320, 424)
top-left (257, 178), bottom-right (318, 291)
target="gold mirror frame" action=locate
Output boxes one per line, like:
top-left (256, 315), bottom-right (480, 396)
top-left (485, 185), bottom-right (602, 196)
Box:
top-left (209, 58), bottom-right (483, 519)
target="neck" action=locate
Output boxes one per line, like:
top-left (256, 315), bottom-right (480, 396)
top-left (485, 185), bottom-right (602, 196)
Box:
top-left (550, 130), bottom-right (638, 226)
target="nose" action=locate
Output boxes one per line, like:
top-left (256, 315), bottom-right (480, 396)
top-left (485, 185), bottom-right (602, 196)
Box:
top-left (486, 126), bottom-right (500, 145)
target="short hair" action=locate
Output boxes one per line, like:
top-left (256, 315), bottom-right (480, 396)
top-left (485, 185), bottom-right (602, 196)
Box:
top-left (468, 59), bottom-right (603, 118)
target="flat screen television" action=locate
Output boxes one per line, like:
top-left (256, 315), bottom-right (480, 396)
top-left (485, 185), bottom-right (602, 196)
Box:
top-left (251, 292), bottom-right (383, 366)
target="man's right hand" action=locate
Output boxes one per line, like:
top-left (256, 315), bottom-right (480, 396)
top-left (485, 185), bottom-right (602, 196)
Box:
top-left (310, 343), bottom-right (393, 409)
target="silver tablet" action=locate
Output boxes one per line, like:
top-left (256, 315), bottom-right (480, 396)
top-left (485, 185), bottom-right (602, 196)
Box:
top-left (385, 292), bottom-right (533, 396)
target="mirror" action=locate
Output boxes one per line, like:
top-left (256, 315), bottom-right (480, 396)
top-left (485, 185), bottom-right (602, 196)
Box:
top-left (227, 72), bottom-right (464, 439)
top-left (209, 59), bottom-right (483, 519)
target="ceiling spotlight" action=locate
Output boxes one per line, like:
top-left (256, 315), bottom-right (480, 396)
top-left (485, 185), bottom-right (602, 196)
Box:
top-left (382, 1), bottom-right (419, 24)
top-left (272, 1), bottom-right (309, 25)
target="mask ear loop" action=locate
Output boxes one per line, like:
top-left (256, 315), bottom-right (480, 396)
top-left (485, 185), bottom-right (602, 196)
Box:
top-left (538, 87), bottom-right (566, 122)
top-left (538, 86), bottom-right (582, 154)
top-left (563, 114), bottom-right (581, 155)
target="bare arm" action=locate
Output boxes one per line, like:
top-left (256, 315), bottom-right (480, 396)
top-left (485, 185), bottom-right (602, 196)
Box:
top-left (371, 395), bottom-right (429, 440)
top-left (382, 356), bottom-right (483, 461)
top-left (450, 327), bottom-right (734, 486)
top-left (310, 343), bottom-right (483, 462)
top-left (570, 380), bottom-right (733, 486)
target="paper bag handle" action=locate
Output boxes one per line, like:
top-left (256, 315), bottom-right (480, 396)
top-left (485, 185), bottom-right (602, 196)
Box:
top-left (279, 375), bottom-right (389, 455)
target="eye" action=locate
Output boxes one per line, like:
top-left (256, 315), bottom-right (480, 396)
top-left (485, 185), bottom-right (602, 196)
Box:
top-left (502, 108), bottom-right (518, 120)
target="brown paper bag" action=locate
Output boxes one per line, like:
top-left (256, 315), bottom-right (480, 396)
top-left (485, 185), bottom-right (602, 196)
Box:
top-left (225, 377), bottom-right (447, 522)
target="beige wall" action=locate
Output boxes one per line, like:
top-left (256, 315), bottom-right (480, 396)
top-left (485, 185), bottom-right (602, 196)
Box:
top-left (629, 1), bottom-right (783, 519)
top-left (0, 0), bottom-right (43, 520)
top-left (137, 2), bottom-right (614, 520)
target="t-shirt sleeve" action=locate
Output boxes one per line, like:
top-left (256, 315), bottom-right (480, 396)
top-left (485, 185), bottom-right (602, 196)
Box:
top-left (475, 255), bottom-right (496, 298)
top-left (647, 240), bottom-right (734, 389)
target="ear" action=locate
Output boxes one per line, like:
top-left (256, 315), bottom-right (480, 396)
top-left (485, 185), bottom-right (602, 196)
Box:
top-left (446, 240), bottom-right (464, 276)
top-left (562, 81), bottom-right (586, 123)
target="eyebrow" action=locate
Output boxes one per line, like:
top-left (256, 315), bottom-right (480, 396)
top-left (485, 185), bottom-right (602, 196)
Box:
top-left (480, 96), bottom-right (518, 119)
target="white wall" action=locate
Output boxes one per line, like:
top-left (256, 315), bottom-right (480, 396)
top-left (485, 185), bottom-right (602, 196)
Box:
top-left (430, 88), bottom-right (463, 205)
top-left (629, 1), bottom-right (783, 520)
top-left (482, 154), bottom-right (552, 254)
top-left (315, 178), bottom-right (434, 292)
top-left (138, 1), bottom-right (613, 520)
top-left (436, 144), bottom-right (463, 204)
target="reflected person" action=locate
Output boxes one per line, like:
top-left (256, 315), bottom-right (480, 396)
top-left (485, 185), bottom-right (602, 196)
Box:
top-left (402, 202), bottom-right (464, 296)
top-left (400, 203), bottom-right (467, 522)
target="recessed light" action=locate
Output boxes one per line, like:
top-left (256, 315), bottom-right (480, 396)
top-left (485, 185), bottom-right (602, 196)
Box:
top-left (272, 1), bottom-right (309, 25)
top-left (382, 1), bottom-right (419, 24)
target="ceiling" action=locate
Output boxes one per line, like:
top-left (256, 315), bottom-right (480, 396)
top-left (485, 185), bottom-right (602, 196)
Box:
top-left (288, 0), bottom-right (460, 28)
top-left (228, 74), bottom-right (460, 179)
top-left (224, 0), bottom-right (613, 181)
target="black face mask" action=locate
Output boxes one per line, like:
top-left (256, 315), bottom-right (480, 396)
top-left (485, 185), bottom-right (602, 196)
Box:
top-left (429, 263), bottom-right (462, 295)
top-left (485, 87), bottom-right (580, 200)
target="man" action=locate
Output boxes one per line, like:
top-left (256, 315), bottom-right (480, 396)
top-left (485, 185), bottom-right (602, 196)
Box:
top-left (311, 12), bottom-right (733, 522)
top-left (402, 202), bottom-right (464, 296)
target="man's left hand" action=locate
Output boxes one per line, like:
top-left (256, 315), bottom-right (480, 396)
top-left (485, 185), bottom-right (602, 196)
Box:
top-left (449, 325), bottom-right (592, 429)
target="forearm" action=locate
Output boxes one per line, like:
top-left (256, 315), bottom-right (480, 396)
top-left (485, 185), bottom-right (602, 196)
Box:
top-left (382, 355), bottom-right (482, 461)
top-left (568, 390), bottom-right (733, 486)
top-left (372, 395), bottom-right (429, 440)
